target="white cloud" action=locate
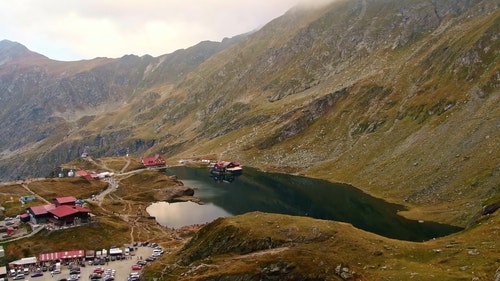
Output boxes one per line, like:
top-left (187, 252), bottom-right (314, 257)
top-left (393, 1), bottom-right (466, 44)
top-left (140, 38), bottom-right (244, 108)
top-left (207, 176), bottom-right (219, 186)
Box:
top-left (0, 0), bottom-right (304, 61)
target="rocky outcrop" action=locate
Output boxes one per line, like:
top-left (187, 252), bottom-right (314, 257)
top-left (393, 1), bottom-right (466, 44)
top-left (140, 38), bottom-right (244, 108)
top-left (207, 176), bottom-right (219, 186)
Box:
top-left (466, 202), bottom-right (500, 228)
top-left (153, 185), bottom-right (195, 202)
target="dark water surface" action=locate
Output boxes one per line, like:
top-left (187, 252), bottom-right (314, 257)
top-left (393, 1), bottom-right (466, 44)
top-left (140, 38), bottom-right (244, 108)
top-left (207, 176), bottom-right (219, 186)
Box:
top-left (146, 166), bottom-right (462, 241)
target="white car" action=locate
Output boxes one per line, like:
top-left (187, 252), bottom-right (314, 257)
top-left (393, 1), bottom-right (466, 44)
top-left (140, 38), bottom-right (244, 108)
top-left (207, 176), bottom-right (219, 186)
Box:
top-left (51, 269), bottom-right (61, 274)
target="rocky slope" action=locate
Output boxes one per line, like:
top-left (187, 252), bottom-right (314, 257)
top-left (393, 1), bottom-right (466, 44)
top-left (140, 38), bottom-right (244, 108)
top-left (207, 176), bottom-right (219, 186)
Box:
top-left (0, 35), bottom-right (245, 178)
top-left (142, 211), bottom-right (500, 280)
top-left (0, 0), bottom-right (498, 226)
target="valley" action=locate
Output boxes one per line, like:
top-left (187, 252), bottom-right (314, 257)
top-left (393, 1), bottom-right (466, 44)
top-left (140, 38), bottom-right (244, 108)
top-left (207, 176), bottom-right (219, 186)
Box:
top-left (0, 0), bottom-right (498, 279)
top-left (0, 157), bottom-right (498, 280)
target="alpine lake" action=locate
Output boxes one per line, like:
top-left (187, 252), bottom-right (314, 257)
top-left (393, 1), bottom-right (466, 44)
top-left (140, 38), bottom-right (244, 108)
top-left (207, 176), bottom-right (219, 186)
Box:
top-left (146, 166), bottom-right (462, 242)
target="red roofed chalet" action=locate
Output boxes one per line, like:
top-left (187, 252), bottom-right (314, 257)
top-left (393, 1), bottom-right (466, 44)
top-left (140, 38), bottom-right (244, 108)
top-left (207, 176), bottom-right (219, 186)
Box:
top-left (49, 205), bottom-right (91, 226)
top-left (27, 196), bottom-right (91, 225)
top-left (141, 154), bottom-right (166, 167)
top-left (54, 196), bottom-right (77, 206)
top-left (27, 204), bottom-right (56, 224)
top-left (75, 170), bottom-right (91, 179)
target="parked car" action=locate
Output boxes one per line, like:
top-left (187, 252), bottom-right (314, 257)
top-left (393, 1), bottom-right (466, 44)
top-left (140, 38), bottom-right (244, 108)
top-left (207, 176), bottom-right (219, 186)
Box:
top-left (102, 275), bottom-right (115, 281)
top-left (104, 269), bottom-right (115, 275)
top-left (128, 272), bottom-right (140, 281)
top-left (31, 272), bottom-right (43, 277)
top-left (131, 264), bottom-right (142, 270)
top-left (69, 267), bottom-right (80, 274)
top-left (12, 274), bottom-right (24, 280)
top-left (51, 269), bottom-right (61, 274)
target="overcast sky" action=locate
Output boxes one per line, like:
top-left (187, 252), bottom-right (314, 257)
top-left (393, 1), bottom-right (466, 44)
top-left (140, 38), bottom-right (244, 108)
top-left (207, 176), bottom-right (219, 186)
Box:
top-left (0, 0), bottom-right (315, 61)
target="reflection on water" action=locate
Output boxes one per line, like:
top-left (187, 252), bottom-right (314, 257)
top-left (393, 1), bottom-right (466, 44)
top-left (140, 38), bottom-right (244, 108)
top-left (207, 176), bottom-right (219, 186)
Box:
top-left (146, 166), bottom-right (462, 241)
top-left (209, 172), bottom-right (238, 183)
top-left (147, 201), bottom-right (230, 228)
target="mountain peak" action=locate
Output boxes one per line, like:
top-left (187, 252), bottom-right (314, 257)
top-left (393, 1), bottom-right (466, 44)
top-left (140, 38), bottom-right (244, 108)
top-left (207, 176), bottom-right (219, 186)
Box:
top-left (0, 39), bottom-right (47, 65)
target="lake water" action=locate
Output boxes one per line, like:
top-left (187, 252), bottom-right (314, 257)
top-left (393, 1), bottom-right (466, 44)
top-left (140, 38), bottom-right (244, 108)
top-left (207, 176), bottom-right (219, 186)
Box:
top-left (146, 166), bottom-right (462, 241)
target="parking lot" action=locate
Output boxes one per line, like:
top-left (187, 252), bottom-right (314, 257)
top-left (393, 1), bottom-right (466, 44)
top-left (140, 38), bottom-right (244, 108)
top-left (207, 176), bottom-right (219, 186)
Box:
top-left (8, 246), bottom-right (155, 281)
top-left (1, 216), bottom-right (23, 239)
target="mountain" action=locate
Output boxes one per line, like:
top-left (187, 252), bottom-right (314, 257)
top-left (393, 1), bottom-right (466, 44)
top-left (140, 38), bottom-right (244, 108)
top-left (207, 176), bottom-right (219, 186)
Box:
top-left (0, 0), bottom-right (498, 226)
top-left (0, 39), bottom-right (48, 65)
top-left (0, 35), bottom-right (247, 178)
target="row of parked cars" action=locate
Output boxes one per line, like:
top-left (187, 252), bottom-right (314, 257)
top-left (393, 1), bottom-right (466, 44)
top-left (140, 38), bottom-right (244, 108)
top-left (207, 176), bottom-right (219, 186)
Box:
top-left (9, 267), bottom-right (47, 280)
top-left (89, 267), bottom-right (114, 281)
top-left (10, 268), bottom-right (29, 280)
top-left (128, 244), bottom-right (164, 278)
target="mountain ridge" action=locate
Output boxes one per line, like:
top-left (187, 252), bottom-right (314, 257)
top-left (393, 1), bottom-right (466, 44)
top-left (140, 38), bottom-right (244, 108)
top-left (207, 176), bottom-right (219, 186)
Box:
top-left (0, 39), bottom-right (48, 65)
top-left (0, 0), bottom-right (498, 226)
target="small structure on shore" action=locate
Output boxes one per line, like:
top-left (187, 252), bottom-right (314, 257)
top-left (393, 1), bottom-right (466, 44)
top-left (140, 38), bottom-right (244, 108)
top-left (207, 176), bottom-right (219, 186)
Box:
top-left (209, 161), bottom-right (243, 175)
top-left (141, 154), bottom-right (167, 167)
top-left (209, 161), bottom-right (243, 183)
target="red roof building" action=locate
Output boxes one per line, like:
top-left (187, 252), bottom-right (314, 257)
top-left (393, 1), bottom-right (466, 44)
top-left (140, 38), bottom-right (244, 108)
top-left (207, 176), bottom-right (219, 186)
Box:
top-left (75, 169), bottom-right (95, 180)
top-left (75, 169), bottom-right (89, 177)
top-left (50, 205), bottom-right (79, 218)
top-left (141, 154), bottom-right (166, 167)
top-left (49, 205), bottom-right (91, 226)
top-left (28, 204), bottom-right (56, 216)
top-left (27, 204), bottom-right (56, 224)
top-left (54, 196), bottom-right (77, 206)
top-left (19, 213), bottom-right (30, 222)
top-left (27, 198), bottom-right (91, 226)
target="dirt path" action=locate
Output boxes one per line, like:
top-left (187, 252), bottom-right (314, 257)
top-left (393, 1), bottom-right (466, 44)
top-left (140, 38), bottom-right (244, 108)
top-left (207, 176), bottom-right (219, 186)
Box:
top-left (120, 157), bottom-right (132, 173)
top-left (21, 181), bottom-right (51, 204)
top-left (95, 160), bottom-right (153, 244)
top-left (9, 159), bottom-right (186, 246)
top-left (84, 156), bottom-right (114, 172)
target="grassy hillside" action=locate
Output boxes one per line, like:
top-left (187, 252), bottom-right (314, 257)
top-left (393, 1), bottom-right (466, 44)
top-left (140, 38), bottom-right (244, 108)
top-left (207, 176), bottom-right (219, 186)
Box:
top-left (142, 211), bottom-right (499, 280)
top-left (1, 157), bottom-right (498, 280)
top-left (160, 1), bottom-right (499, 226)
